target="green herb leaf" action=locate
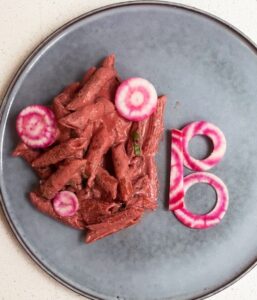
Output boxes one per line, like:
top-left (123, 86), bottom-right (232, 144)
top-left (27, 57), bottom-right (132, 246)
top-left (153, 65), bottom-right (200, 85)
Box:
top-left (131, 131), bottom-right (140, 142)
top-left (133, 143), bottom-right (141, 156)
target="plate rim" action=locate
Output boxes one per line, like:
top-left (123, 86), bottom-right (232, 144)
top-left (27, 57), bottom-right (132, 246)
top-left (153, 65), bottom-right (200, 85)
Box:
top-left (1, 1), bottom-right (257, 299)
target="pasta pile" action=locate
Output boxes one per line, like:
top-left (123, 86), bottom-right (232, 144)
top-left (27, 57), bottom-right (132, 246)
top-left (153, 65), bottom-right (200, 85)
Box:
top-left (13, 54), bottom-right (166, 243)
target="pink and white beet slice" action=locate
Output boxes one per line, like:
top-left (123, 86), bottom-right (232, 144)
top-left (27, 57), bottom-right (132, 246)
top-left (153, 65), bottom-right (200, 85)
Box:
top-left (182, 121), bottom-right (226, 171)
top-left (115, 77), bottom-right (158, 121)
top-left (53, 191), bottom-right (79, 217)
top-left (169, 129), bottom-right (185, 210)
top-left (16, 105), bottom-right (57, 148)
top-left (173, 172), bottom-right (229, 229)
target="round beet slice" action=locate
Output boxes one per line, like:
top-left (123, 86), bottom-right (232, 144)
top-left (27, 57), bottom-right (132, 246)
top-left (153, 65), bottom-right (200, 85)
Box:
top-left (53, 191), bottom-right (79, 217)
top-left (115, 77), bottom-right (158, 121)
top-left (16, 105), bottom-right (57, 148)
top-left (173, 172), bottom-right (229, 229)
top-left (182, 121), bottom-right (226, 171)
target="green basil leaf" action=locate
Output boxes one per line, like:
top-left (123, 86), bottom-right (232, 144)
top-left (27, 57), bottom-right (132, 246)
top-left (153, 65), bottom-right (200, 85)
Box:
top-left (131, 131), bottom-right (140, 142)
top-left (133, 143), bottom-right (141, 156)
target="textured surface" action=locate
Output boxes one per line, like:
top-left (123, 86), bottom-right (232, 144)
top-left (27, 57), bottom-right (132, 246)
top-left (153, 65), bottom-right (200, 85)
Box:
top-left (1, 1), bottom-right (257, 300)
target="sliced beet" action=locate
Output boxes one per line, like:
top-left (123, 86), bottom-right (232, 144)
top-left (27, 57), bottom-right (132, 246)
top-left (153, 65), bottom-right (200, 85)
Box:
top-left (173, 172), bottom-right (229, 229)
top-left (169, 129), bottom-right (185, 211)
top-left (115, 77), bottom-right (158, 121)
top-left (53, 191), bottom-right (79, 217)
top-left (182, 121), bottom-right (226, 171)
top-left (16, 105), bottom-right (57, 148)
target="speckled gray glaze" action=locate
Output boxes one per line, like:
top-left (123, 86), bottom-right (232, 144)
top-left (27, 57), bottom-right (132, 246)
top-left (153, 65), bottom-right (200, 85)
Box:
top-left (1, 2), bottom-right (257, 300)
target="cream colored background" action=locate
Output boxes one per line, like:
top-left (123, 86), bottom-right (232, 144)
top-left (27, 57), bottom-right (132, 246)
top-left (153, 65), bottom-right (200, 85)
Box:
top-left (1, 0), bottom-right (257, 299)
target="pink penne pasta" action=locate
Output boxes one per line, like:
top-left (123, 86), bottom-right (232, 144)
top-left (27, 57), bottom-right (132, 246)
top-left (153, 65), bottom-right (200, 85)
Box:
top-left (12, 142), bottom-right (40, 163)
top-left (73, 121), bottom-right (93, 138)
top-left (142, 95), bottom-right (166, 155)
top-left (144, 156), bottom-right (158, 210)
top-left (95, 168), bottom-right (118, 199)
top-left (53, 82), bottom-right (82, 141)
top-left (67, 55), bottom-right (117, 110)
top-left (56, 126), bottom-right (71, 143)
top-left (97, 77), bottom-right (120, 102)
top-left (34, 166), bottom-right (52, 179)
top-left (59, 97), bottom-right (114, 130)
top-left (67, 172), bottom-right (82, 190)
top-left (131, 175), bottom-right (157, 210)
top-left (85, 207), bottom-right (143, 243)
top-left (79, 192), bottom-right (121, 225)
top-left (32, 134), bottom-right (92, 168)
top-left (112, 143), bottom-right (133, 202)
top-left (81, 66), bottom-right (97, 85)
top-left (101, 53), bottom-right (115, 68)
top-left (129, 156), bottom-right (145, 180)
top-left (102, 111), bottom-right (132, 144)
top-left (84, 124), bottom-right (114, 186)
top-left (55, 82), bottom-right (81, 106)
top-left (40, 159), bottom-right (87, 199)
top-left (53, 97), bottom-right (70, 119)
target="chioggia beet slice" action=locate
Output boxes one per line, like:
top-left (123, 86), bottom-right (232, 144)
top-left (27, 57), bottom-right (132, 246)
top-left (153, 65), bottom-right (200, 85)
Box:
top-left (173, 172), bottom-right (229, 229)
top-left (115, 77), bottom-right (158, 121)
top-left (53, 191), bottom-right (79, 217)
top-left (16, 105), bottom-right (57, 148)
top-left (169, 129), bottom-right (185, 210)
top-left (182, 121), bottom-right (226, 171)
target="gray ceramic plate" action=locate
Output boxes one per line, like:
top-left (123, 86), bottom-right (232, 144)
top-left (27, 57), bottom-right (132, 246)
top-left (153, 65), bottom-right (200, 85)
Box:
top-left (1, 1), bottom-right (257, 300)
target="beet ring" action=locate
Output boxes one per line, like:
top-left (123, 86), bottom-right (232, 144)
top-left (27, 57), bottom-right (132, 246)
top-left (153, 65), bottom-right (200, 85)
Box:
top-left (182, 121), bottom-right (226, 171)
top-left (173, 172), bottom-right (229, 229)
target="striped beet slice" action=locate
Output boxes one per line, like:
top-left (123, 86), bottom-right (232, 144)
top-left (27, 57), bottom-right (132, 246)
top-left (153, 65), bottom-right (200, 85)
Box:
top-left (16, 105), bottom-right (57, 148)
top-left (53, 191), bottom-right (79, 217)
top-left (169, 129), bottom-right (185, 210)
top-left (115, 77), bottom-right (158, 121)
top-left (182, 121), bottom-right (226, 171)
top-left (173, 172), bottom-right (229, 229)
